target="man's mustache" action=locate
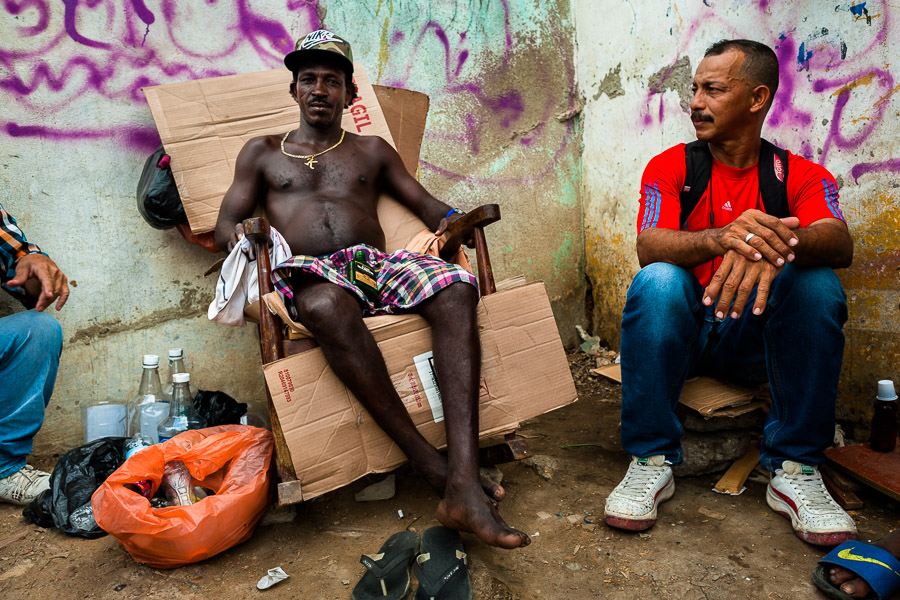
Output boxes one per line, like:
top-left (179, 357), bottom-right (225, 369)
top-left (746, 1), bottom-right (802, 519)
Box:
top-left (691, 111), bottom-right (713, 123)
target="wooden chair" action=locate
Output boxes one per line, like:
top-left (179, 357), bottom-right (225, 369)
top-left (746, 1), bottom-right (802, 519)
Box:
top-left (243, 86), bottom-right (529, 505)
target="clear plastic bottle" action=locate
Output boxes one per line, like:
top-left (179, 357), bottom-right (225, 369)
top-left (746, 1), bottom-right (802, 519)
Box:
top-left (126, 355), bottom-right (171, 444)
top-left (165, 348), bottom-right (198, 399)
top-left (157, 373), bottom-right (207, 442)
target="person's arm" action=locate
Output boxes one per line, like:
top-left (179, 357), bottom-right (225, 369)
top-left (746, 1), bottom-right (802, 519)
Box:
top-left (377, 137), bottom-right (455, 231)
top-left (214, 137), bottom-right (266, 252)
top-left (636, 210), bottom-right (800, 269)
top-left (792, 217), bottom-right (853, 268)
top-left (0, 205), bottom-right (69, 311)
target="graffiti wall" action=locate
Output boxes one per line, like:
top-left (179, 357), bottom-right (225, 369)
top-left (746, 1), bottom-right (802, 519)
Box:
top-left (0, 0), bottom-right (581, 454)
top-left (576, 0), bottom-right (900, 431)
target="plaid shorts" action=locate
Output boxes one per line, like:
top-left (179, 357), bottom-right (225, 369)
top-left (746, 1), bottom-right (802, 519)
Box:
top-left (272, 244), bottom-right (477, 316)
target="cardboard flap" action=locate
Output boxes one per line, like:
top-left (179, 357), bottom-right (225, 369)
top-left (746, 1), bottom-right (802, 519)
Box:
top-left (144, 65), bottom-right (429, 235)
top-left (593, 364), bottom-right (759, 417)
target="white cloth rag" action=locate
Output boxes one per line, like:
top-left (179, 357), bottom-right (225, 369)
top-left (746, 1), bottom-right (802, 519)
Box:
top-left (208, 227), bottom-right (291, 326)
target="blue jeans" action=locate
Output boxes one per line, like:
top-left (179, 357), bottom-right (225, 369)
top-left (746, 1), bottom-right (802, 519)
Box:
top-left (620, 262), bottom-right (847, 472)
top-left (0, 310), bottom-right (63, 479)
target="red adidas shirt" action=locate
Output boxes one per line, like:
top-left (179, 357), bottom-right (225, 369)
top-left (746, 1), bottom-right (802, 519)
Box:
top-left (637, 143), bottom-right (845, 287)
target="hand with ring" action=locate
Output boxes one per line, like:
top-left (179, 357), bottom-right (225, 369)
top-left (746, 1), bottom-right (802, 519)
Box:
top-left (713, 209), bottom-right (800, 266)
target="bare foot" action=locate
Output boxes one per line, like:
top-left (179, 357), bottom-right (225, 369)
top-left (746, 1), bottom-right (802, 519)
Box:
top-left (437, 483), bottom-right (530, 549)
top-left (828, 530), bottom-right (900, 597)
top-left (410, 451), bottom-right (505, 503)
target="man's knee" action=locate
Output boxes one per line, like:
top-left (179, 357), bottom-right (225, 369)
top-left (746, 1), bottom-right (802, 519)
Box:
top-left (0, 311), bottom-right (63, 357)
top-left (627, 263), bottom-right (698, 308)
top-left (294, 285), bottom-right (361, 330)
top-left (776, 265), bottom-right (847, 320)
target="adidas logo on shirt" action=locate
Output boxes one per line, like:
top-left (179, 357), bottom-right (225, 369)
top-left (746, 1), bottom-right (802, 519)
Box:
top-left (722, 201), bottom-right (733, 211)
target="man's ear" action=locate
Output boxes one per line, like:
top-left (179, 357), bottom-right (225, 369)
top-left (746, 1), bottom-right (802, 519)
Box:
top-left (345, 81), bottom-right (359, 108)
top-left (289, 82), bottom-right (298, 102)
top-left (749, 84), bottom-right (771, 114)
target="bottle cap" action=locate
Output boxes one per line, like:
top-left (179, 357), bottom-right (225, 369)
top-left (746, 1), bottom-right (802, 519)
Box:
top-left (173, 373), bottom-right (190, 383)
top-left (877, 379), bottom-right (898, 401)
top-left (168, 348), bottom-right (184, 359)
top-left (142, 354), bottom-right (159, 367)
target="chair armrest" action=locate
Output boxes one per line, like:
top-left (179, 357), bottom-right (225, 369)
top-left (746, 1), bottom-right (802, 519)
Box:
top-left (441, 204), bottom-right (501, 258)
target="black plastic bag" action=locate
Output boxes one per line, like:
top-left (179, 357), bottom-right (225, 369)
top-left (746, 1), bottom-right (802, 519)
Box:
top-left (136, 145), bottom-right (186, 229)
top-left (193, 390), bottom-right (247, 427)
top-left (23, 437), bottom-right (128, 538)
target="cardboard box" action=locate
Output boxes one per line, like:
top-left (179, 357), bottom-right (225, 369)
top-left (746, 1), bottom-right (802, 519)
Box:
top-left (144, 65), bottom-right (411, 235)
top-left (262, 281), bottom-right (577, 500)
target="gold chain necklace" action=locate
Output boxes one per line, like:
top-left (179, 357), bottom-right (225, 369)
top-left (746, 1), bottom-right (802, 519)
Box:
top-left (280, 129), bottom-right (345, 169)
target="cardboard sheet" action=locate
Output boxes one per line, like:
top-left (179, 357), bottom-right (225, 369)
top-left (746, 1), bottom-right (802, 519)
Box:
top-left (262, 281), bottom-right (577, 500)
top-left (592, 364), bottom-right (762, 417)
top-left (144, 64), bottom-right (400, 234)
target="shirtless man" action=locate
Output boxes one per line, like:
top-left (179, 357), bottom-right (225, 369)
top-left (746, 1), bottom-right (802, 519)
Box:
top-left (214, 30), bottom-right (529, 550)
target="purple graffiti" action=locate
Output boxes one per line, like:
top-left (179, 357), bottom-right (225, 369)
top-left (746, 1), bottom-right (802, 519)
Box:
top-left (850, 158), bottom-right (900, 182)
top-left (641, 3), bottom-right (899, 179)
top-left (2, 0), bottom-right (309, 151)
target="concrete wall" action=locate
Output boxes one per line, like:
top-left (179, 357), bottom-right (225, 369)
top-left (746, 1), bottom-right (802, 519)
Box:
top-left (0, 1), bottom-right (582, 456)
top-left (576, 0), bottom-right (900, 435)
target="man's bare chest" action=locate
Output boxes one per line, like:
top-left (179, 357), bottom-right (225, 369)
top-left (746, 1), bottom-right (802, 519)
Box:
top-left (262, 145), bottom-right (381, 196)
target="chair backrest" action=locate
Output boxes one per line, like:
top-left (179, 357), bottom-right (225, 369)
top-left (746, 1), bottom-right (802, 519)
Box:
top-left (143, 67), bottom-right (432, 251)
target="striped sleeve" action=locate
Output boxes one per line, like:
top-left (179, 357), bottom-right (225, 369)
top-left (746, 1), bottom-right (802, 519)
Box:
top-left (786, 154), bottom-right (847, 226)
top-left (0, 203), bottom-right (44, 290)
top-left (636, 145), bottom-right (685, 234)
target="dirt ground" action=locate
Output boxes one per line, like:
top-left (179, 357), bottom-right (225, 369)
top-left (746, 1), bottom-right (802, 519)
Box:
top-left (1, 352), bottom-right (897, 600)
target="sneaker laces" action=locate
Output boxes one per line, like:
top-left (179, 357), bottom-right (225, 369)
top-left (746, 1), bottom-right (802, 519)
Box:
top-left (782, 472), bottom-right (840, 515)
top-left (617, 463), bottom-right (667, 500)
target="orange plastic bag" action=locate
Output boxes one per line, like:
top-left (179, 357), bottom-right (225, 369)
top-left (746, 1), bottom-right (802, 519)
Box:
top-left (91, 425), bottom-right (274, 568)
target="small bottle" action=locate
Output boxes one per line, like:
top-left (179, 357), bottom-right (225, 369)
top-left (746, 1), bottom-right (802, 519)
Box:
top-left (165, 348), bottom-right (198, 399)
top-left (123, 479), bottom-right (154, 498)
top-left (126, 355), bottom-right (171, 444)
top-left (870, 379), bottom-right (898, 452)
top-left (349, 250), bottom-right (379, 301)
top-left (157, 373), bottom-right (207, 442)
top-left (160, 460), bottom-right (198, 506)
top-left (124, 433), bottom-right (153, 459)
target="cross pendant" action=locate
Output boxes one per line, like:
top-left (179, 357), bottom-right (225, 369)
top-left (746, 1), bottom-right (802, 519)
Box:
top-left (305, 157), bottom-right (317, 170)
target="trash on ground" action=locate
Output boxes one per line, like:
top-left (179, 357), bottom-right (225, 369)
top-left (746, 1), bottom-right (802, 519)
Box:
top-left (698, 506), bottom-right (727, 520)
top-left (354, 474), bottom-right (396, 502)
top-left (536, 511), bottom-right (553, 520)
top-left (24, 437), bottom-right (128, 538)
top-left (522, 455), bottom-right (558, 481)
top-left (92, 425), bottom-right (274, 568)
top-left (257, 566), bottom-right (289, 590)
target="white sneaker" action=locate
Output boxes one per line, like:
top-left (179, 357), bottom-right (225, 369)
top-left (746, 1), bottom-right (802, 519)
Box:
top-left (767, 460), bottom-right (857, 546)
top-left (604, 455), bottom-right (675, 531)
top-left (0, 465), bottom-right (51, 505)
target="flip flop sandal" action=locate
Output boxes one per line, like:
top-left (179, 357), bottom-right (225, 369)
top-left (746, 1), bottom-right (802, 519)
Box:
top-left (352, 530), bottom-right (420, 600)
top-left (413, 526), bottom-right (473, 600)
top-left (812, 540), bottom-right (900, 600)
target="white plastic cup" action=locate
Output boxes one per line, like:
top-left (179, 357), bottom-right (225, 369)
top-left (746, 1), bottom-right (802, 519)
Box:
top-left (877, 379), bottom-right (898, 402)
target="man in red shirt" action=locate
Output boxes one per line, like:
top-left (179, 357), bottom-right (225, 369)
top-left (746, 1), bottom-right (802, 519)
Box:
top-left (604, 40), bottom-right (856, 547)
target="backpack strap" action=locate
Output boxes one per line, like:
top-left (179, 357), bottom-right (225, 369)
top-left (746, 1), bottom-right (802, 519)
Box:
top-left (757, 139), bottom-right (790, 218)
top-left (679, 139), bottom-right (790, 228)
top-left (679, 141), bottom-right (713, 228)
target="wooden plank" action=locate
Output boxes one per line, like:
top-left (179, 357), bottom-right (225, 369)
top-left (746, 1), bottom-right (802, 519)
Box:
top-left (825, 444), bottom-right (900, 502)
top-left (714, 441), bottom-right (760, 494)
top-left (821, 468), bottom-right (864, 510)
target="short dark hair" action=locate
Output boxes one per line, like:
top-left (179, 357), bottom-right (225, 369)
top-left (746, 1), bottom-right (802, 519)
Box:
top-left (704, 39), bottom-right (779, 100)
top-left (290, 54), bottom-right (358, 104)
